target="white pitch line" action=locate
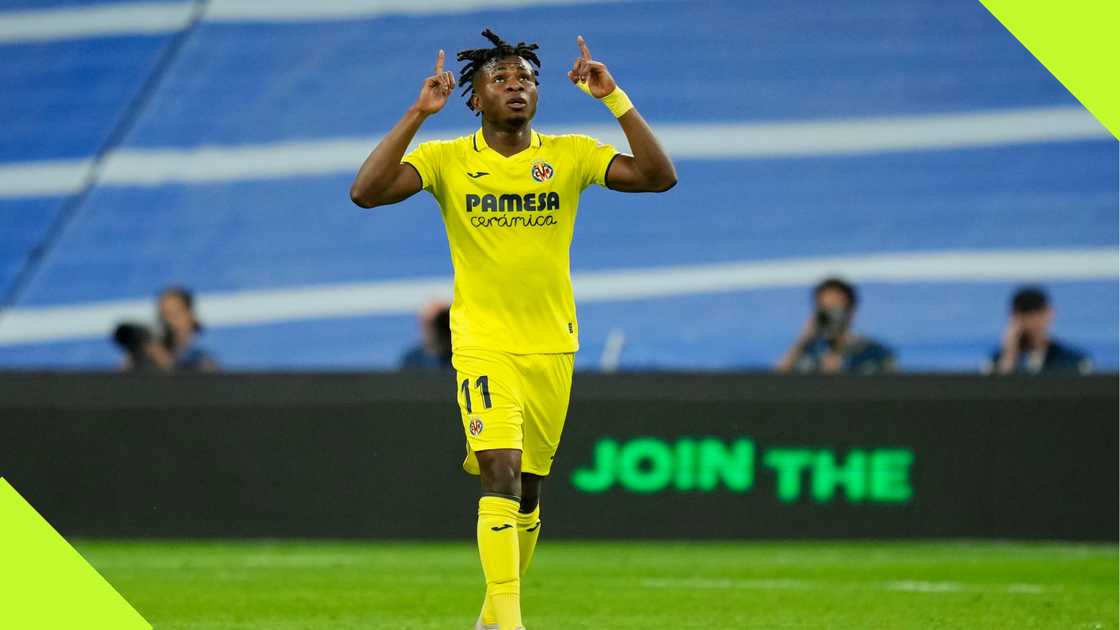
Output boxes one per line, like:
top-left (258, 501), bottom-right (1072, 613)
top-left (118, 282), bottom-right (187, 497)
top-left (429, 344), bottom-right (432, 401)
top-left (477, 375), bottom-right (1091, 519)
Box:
top-left (884, 580), bottom-right (967, 593)
top-left (642, 577), bottom-right (816, 591)
top-left (0, 247), bottom-right (1114, 346)
top-left (0, 106), bottom-right (1109, 200)
top-left (640, 577), bottom-right (1049, 595)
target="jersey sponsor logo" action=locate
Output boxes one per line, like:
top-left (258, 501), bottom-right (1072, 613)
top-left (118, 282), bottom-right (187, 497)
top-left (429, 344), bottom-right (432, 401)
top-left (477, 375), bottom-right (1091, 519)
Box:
top-left (470, 214), bottom-right (558, 229)
top-left (531, 160), bottom-right (555, 183)
top-left (468, 416), bottom-right (484, 436)
top-left (466, 171), bottom-right (490, 178)
top-left (465, 192), bottom-right (560, 213)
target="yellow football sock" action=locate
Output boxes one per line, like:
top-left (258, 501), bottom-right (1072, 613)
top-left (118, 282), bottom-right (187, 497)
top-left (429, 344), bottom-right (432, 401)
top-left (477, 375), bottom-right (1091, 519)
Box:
top-left (517, 504), bottom-right (542, 577)
top-left (477, 496), bottom-right (521, 630)
top-left (482, 503), bottom-right (542, 625)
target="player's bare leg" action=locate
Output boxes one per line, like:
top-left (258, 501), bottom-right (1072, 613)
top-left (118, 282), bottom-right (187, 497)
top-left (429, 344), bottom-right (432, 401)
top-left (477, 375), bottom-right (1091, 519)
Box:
top-left (475, 449), bottom-right (525, 630)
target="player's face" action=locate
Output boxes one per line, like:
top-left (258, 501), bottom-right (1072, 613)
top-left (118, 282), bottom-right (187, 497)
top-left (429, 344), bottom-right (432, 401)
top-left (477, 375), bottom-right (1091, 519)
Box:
top-left (472, 57), bottom-right (538, 125)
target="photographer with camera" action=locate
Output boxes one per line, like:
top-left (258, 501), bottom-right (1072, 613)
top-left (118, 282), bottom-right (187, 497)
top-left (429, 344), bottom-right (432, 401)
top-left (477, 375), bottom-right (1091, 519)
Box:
top-left (777, 277), bottom-right (895, 375)
top-left (111, 286), bottom-right (218, 372)
top-left (986, 286), bottom-right (1091, 375)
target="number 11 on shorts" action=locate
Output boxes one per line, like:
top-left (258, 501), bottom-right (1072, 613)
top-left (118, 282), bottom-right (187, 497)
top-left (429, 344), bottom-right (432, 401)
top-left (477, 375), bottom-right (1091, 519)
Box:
top-left (461, 375), bottom-right (492, 413)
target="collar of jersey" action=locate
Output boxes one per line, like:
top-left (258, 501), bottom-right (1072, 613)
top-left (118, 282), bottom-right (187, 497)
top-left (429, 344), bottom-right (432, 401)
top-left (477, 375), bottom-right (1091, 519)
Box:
top-left (472, 128), bottom-right (542, 157)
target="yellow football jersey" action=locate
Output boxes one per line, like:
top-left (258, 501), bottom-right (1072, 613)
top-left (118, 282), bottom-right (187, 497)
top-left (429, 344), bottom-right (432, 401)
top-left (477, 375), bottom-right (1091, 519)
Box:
top-left (403, 129), bottom-right (618, 354)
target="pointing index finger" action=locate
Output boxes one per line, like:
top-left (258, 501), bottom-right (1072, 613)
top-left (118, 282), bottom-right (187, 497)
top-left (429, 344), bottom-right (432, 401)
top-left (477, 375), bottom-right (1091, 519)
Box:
top-left (577, 35), bottom-right (591, 61)
top-left (435, 49), bottom-right (445, 75)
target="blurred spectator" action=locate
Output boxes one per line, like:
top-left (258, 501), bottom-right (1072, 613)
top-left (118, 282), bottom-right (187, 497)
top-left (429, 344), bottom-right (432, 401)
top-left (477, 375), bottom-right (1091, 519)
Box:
top-left (158, 287), bottom-right (218, 371)
top-left (986, 286), bottom-right (1091, 375)
top-left (777, 277), bottom-right (895, 374)
top-left (400, 301), bottom-right (452, 370)
top-left (113, 322), bottom-right (172, 372)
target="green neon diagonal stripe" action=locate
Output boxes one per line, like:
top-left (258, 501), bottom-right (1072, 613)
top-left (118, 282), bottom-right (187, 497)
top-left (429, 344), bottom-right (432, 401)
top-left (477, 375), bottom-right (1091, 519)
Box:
top-left (0, 478), bottom-right (150, 629)
top-left (980, 0), bottom-right (1119, 139)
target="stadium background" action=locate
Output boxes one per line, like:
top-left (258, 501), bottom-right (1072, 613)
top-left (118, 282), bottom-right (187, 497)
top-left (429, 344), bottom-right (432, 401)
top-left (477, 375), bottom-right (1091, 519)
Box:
top-left (0, 0), bottom-right (1116, 371)
top-left (0, 1), bottom-right (1117, 629)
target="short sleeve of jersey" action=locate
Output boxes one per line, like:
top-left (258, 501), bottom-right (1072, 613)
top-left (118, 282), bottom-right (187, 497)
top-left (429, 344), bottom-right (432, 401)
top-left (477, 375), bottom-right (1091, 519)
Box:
top-left (402, 140), bottom-right (445, 193)
top-left (572, 134), bottom-right (620, 190)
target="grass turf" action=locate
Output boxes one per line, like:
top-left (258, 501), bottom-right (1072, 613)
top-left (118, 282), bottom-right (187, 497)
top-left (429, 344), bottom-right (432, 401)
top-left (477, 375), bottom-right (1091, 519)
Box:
top-left (77, 540), bottom-right (1117, 629)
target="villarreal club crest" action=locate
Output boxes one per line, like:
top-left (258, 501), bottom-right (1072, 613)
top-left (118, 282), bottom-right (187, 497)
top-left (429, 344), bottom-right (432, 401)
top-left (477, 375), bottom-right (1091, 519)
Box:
top-left (531, 160), bottom-right (555, 183)
top-left (468, 416), bottom-right (484, 436)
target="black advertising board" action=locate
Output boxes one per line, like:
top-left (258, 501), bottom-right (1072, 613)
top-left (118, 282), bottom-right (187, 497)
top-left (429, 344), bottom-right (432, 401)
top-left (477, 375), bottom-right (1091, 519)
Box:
top-left (0, 373), bottom-right (1115, 540)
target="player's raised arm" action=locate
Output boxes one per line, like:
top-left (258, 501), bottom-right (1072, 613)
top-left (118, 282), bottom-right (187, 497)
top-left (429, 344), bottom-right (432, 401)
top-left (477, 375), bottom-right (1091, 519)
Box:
top-left (568, 35), bottom-right (677, 193)
top-left (350, 50), bottom-right (456, 208)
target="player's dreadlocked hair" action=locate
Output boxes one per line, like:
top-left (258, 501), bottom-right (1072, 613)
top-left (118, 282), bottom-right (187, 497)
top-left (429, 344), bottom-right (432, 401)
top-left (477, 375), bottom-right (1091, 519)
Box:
top-left (456, 28), bottom-right (541, 115)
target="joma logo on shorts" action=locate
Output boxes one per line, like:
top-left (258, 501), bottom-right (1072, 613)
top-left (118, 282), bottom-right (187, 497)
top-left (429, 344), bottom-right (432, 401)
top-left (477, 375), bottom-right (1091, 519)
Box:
top-left (465, 192), bottom-right (560, 213)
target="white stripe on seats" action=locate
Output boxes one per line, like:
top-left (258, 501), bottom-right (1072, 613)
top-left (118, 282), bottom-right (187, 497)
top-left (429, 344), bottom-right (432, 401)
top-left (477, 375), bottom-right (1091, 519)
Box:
top-left (0, 0), bottom-right (640, 43)
top-left (0, 247), bottom-right (1114, 345)
top-left (0, 2), bottom-right (193, 44)
top-left (1, 106), bottom-right (1108, 199)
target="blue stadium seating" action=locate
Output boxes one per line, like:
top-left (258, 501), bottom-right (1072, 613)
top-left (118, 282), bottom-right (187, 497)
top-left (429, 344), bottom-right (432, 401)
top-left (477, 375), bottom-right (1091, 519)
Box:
top-left (0, 0), bottom-right (1115, 371)
top-left (0, 15), bottom-right (175, 303)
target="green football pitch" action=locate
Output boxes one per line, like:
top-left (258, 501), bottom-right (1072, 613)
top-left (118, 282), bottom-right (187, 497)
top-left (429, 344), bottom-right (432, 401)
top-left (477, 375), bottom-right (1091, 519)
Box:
top-left (78, 540), bottom-right (1117, 630)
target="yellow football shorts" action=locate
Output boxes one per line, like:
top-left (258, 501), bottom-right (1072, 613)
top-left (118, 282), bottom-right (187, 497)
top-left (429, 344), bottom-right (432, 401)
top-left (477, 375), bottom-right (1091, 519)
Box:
top-left (452, 348), bottom-right (575, 477)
